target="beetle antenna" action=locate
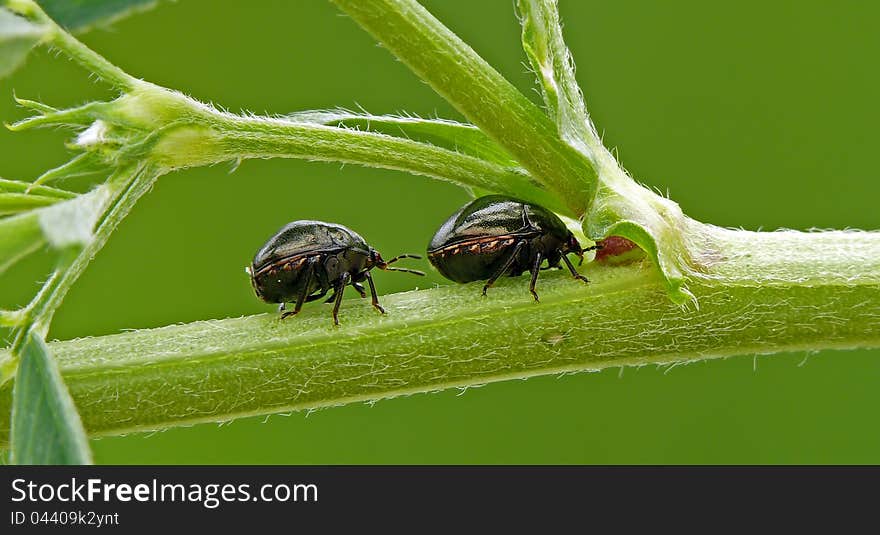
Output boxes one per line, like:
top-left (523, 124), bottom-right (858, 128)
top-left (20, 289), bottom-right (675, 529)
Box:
top-left (382, 266), bottom-right (426, 276)
top-left (577, 243), bottom-right (603, 266)
top-left (385, 253), bottom-right (422, 264)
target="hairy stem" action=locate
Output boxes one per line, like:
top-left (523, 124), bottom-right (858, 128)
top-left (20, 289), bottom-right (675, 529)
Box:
top-left (186, 113), bottom-right (561, 212)
top-left (0, 164), bottom-right (159, 382)
top-left (331, 0), bottom-right (599, 215)
top-left (7, 0), bottom-right (137, 89)
top-left (0, 224), bottom-right (876, 443)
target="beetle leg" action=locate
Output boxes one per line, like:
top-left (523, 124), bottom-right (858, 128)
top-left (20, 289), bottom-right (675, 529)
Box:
top-left (282, 256), bottom-right (318, 319)
top-left (529, 251), bottom-right (543, 302)
top-left (561, 253), bottom-right (589, 284)
top-left (482, 240), bottom-right (526, 297)
top-left (364, 271), bottom-right (386, 314)
top-left (305, 289), bottom-right (329, 303)
top-left (352, 281), bottom-right (367, 299)
top-left (331, 272), bottom-right (351, 326)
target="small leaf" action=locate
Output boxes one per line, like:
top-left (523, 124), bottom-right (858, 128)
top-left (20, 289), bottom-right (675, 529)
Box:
top-left (0, 192), bottom-right (60, 214)
top-left (0, 210), bottom-right (44, 275)
top-left (0, 7), bottom-right (48, 78)
top-left (11, 92), bottom-right (57, 114)
top-left (36, 185), bottom-right (110, 249)
top-left (38, 0), bottom-right (161, 33)
top-left (0, 186), bottom-right (109, 274)
top-left (31, 152), bottom-right (105, 188)
top-left (0, 177), bottom-right (77, 198)
top-left (10, 331), bottom-right (92, 464)
top-left (6, 99), bottom-right (105, 131)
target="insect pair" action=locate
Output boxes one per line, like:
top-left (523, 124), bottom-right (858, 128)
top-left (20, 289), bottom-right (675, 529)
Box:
top-left (248, 195), bottom-right (600, 325)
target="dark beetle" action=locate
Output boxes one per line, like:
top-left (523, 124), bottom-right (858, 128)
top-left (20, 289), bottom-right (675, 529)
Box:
top-left (427, 195), bottom-right (600, 300)
top-left (248, 221), bottom-right (423, 325)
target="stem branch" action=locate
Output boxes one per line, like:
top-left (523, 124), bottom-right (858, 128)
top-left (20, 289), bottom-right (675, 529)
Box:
top-left (0, 165), bottom-right (160, 382)
top-left (332, 0), bottom-right (599, 215)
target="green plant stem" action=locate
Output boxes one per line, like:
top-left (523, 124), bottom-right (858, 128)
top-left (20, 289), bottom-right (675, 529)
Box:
top-left (9, 92), bottom-right (567, 214)
top-left (0, 223), bottom-right (876, 443)
top-left (8, 0), bottom-right (136, 90)
top-left (25, 167), bottom-right (151, 334)
top-left (0, 164), bottom-right (159, 382)
top-left (199, 114), bottom-right (560, 211)
top-left (331, 0), bottom-right (599, 216)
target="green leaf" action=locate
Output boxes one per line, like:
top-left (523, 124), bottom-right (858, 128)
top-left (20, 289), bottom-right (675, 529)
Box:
top-left (10, 331), bottom-right (92, 464)
top-left (34, 185), bottom-right (110, 249)
top-left (31, 153), bottom-right (106, 188)
top-left (0, 210), bottom-right (44, 275)
top-left (0, 177), bottom-right (77, 199)
top-left (0, 7), bottom-right (48, 78)
top-left (0, 186), bottom-right (109, 275)
top-left (0, 192), bottom-right (63, 215)
top-left (38, 0), bottom-right (160, 33)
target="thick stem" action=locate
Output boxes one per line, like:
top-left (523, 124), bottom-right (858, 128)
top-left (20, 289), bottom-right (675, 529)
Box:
top-left (0, 224), bottom-right (876, 444)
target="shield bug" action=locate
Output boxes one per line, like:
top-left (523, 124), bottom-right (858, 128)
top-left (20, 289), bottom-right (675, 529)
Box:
top-left (427, 195), bottom-right (600, 300)
top-left (247, 221), bottom-right (424, 325)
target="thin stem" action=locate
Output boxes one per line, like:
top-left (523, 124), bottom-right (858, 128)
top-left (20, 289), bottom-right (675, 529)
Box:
top-left (8, 0), bottom-right (137, 90)
top-left (199, 114), bottom-right (566, 214)
top-left (331, 0), bottom-right (599, 215)
top-left (0, 224), bottom-right (876, 443)
top-left (1, 165), bottom-right (160, 382)
top-left (31, 165), bottom-right (156, 333)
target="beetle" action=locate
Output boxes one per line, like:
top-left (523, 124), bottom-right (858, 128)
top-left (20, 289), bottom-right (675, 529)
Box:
top-left (247, 220), bottom-right (424, 325)
top-left (427, 195), bottom-right (600, 300)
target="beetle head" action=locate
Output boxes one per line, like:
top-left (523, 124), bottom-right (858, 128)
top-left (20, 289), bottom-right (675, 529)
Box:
top-left (245, 264), bottom-right (266, 300)
top-left (565, 234), bottom-right (586, 266)
top-left (367, 249), bottom-right (384, 269)
top-left (565, 234), bottom-right (603, 266)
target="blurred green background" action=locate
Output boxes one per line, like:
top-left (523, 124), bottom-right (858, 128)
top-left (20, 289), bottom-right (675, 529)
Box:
top-left (1, 0), bottom-right (878, 463)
